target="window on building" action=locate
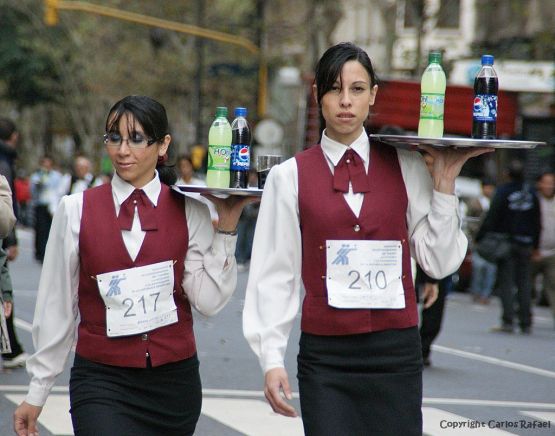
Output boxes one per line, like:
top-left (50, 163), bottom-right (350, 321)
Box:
top-left (437, 0), bottom-right (461, 28)
top-left (403, 0), bottom-right (421, 29)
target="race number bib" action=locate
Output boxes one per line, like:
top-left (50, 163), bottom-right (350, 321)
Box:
top-left (326, 240), bottom-right (405, 309)
top-left (97, 260), bottom-right (178, 337)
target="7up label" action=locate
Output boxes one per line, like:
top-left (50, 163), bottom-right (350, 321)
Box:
top-left (208, 145), bottom-right (232, 171)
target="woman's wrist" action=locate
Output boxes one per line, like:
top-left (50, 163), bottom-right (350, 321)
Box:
top-left (216, 227), bottom-right (238, 236)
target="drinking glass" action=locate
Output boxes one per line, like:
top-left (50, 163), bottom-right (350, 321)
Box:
top-left (257, 155), bottom-right (282, 189)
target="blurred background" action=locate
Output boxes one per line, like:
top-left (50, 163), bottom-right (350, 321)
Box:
top-left (0, 0), bottom-right (553, 182)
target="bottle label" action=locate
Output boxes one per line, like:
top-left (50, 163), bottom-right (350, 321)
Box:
top-left (207, 145), bottom-right (231, 171)
top-left (473, 94), bottom-right (498, 122)
top-left (419, 93), bottom-right (445, 121)
top-left (230, 144), bottom-right (250, 171)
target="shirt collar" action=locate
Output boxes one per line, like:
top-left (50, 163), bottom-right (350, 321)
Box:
top-left (111, 171), bottom-right (161, 207)
top-left (320, 129), bottom-right (370, 167)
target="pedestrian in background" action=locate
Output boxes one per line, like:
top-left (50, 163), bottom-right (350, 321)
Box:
top-left (0, 244), bottom-right (15, 355)
top-left (0, 174), bottom-right (17, 356)
top-left (416, 265), bottom-right (453, 367)
top-left (469, 178), bottom-right (497, 305)
top-left (29, 155), bottom-right (63, 263)
top-left (61, 155), bottom-right (102, 196)
top-left (243, 42), bottom-right (491, 435)
top-left (0, 119), bottom-right (27, 369)
top-left (235, 169), bottom-right (259, 271)
top-left (477, 160), bottom-right (541, 334)
top-left (175, 153), bottom-right (218, 225)
top-left (13, 95), bottom-right (255, 436)
top-left (14, 170), bottom-right (31, 227)
top-left (531, 170), bottom-right (555, 328)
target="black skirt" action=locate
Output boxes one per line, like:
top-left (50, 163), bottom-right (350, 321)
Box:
top-left (69, 354), bottom-right (202, 436)
top-left (297, 327), bottom-right (423, 436)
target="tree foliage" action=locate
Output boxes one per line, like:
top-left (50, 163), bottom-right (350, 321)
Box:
top-left (0, 8), bottom-right (60, 107)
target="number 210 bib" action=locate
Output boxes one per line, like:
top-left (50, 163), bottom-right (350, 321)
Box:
top-left (326, 240), bottom-right (405, 309)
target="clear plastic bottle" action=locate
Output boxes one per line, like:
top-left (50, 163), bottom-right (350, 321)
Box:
top-left (472, 55), bottom-right (498, 139)
top-left (418, 52), bottom-right (446, 138)
top-left (229, 107), bottom-right (251, 189)
top-left (206, 107), bottom-right (232, 188)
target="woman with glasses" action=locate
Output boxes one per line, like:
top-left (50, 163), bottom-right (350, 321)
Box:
top-left (14, 95), bottom-right (254, 436)
top-left (243, 43), bottom-right (491, 435)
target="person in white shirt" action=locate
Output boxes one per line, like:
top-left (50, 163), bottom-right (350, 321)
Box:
top-left (242, 42), bottom-right (492, 435)
top-left (61, 155), bottom-right (103, 196)
top-left (176, 153), bottom-right (218, 224)
top-left (532, 170), bottom-right (555, 327)
top-left (14, 95), bottom-right (255, 436)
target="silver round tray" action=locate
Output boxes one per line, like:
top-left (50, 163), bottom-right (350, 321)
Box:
top-left (370, 134), bottom-right (544, 150)
top-left (172, 185), bottom-right (263, 197)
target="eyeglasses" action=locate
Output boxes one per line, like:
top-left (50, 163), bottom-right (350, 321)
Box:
top-left (103, 132), bottom-right (160, 149)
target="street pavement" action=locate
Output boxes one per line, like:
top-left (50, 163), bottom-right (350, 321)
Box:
top-left (1, 227), bottom-right (554, 435)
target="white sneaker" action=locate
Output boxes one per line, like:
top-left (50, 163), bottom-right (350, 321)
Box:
top-left (2, 352), bottom-right (29, 369)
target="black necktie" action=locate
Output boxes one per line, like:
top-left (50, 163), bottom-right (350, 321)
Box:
top-left (118, 189), bottom-right (157, 231)
top-left (333, 149), bottom-right (371, 193)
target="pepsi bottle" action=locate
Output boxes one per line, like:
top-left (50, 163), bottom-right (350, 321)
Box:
top-left (472, 55), bottom-right (498, 139)
top-left (229, 107), bottom-right (251, 188)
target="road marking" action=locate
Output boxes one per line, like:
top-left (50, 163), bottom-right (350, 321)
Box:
top-left (4, 389), bottom-right (555, 436)
top-left (422, 407), bottom-right (516, 435)
top-left (14, 318), bottom-right (32, 332)
top-left (521, 410), bottom-right (555, 424)
top-left (202, 398), bottom-right (304, 435)
top-left (423, 398), bottom-right (555, 409)
top-left (433, 344), bottom-right (555, 379)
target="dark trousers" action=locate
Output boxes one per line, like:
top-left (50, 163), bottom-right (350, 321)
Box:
top-left (496, 243), bottom-right (534, 329)
top-left (34, 205), bottom-right (52, 262)
top-left (420, 276), bottom-right (450, 359)
top-left (1, 306), bottom-right (23, 358)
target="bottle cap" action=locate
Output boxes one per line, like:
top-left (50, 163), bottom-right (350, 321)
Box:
top-left (481, 55), bottom-right (494, 65)
top-left (429, 52), bottom-right (442, 64)
top-left (215, 106), bottom-right (228, 117)
top-left (234, 107), bottom-right (247, 117)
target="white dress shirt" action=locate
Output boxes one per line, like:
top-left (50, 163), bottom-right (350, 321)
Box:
top-left (25, 172), bottom-right (237, 407)
top-left (243, 130), bottom-right (468, 373)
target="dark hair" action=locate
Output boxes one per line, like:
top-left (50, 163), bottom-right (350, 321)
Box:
top-left (106, 95), bottom-right (176, 185)
top-left (536, 169), bottom-right (555, 182)
top-left (507, 159), bottom-right (524, 182)
top-left (0, 118), bottom-right (17, 141)
top-left (314, 42), bottom-right (378, 134)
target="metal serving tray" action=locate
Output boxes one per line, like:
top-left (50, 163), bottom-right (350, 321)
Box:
top-left (172, 185), bottom-right (263, 197)
top-left (369, 134), bottom-right (544, 150)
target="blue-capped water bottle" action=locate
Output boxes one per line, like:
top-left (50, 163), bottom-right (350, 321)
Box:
top-left (229, 107), bottom-right (251, 188)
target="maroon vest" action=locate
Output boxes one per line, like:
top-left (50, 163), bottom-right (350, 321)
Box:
top-left (296, 142), bottom-right (417, 335)
top-left (76, 183), bottom-right (196, 367)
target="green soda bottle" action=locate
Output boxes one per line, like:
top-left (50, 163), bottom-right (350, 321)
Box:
top-left (206, 106), bottom-right (232, 188)
top-left (418, 52), bottom-right (446, 138)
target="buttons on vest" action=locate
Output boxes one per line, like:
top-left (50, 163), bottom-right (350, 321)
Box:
top-left (353, 224), bottom-right (360, 232)
top-left (321, 275), bottom-right (325, 280)
top-left (142, 333), bottom-right (148, 341)
top-left (319, 245), bottom-right (324, 250)
top-left (346, 158), bottom-right (351, 164)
